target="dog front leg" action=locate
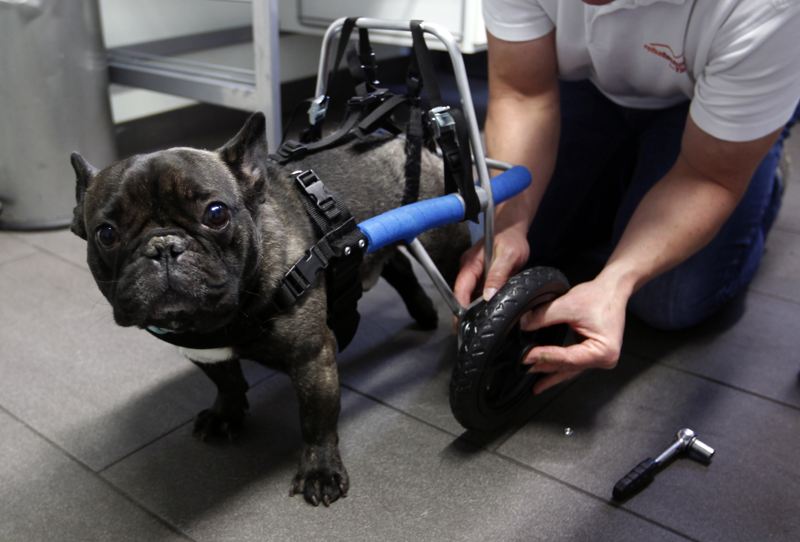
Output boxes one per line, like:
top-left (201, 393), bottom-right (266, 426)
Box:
top-left (191, 358), bottom-right (250, 441)
top-left (288, 340), bottom-right (349, 506)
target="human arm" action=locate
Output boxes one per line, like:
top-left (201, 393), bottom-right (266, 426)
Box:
top-left (521, 116), bottom-right (783, 394)
top-left (453, 29), bottom-right (561, 306)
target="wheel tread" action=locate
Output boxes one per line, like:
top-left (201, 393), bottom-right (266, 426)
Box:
top-left (450, 266), bottom-right (570, 431)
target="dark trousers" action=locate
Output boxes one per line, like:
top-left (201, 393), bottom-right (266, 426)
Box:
top-left (527, 80), bottom-right (797, 329)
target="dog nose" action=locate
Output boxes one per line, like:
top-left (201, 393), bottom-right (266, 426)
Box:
top-left (144, 234), bottom-right (187, 260)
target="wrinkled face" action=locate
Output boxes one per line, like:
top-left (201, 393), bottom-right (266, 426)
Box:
top-left (80, 148), bottom-right (259, 333)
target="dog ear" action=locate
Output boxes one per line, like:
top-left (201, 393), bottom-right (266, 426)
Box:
top-left (69, 152), bottom-right (97, 239)
top-left (218, 112), bottom-right (269, 175)
top-left (218, 112), bottom-right (270, 209)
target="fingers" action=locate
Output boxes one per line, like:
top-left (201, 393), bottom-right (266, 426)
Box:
top-left (520, 299), bottom-right (566, 331)
top-left (455, 229), bottom-right (530, 306)
top-left (525, 347), bottom-right (584, 395)
top-left (524, 340), bottom-right (619, 372)
top-left (454, 243), bottom-right (485, 307)
top-left (516, 275), bottom-right (629, 395)
top-left (482, 242), bottom-right (522, 301)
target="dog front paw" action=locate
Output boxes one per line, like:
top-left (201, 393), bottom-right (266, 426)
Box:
top-left (192, 395), bottom-right (249, 442)
top-left (290, 446), bottom-right (349, 506)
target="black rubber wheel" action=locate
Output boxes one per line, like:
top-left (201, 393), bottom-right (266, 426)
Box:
top-left (449, 266), bottom-right (570, 431)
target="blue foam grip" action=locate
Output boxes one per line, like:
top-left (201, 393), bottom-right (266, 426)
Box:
top-left (488, 165), bottom-right (532, 205)
top-left (359, 166), bottom-right (531, 253)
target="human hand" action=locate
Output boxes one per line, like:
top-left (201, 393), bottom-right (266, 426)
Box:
top-left (520, 271), bottom-right (632, 394)
top-left (453, 227), bottom-right (531, 308)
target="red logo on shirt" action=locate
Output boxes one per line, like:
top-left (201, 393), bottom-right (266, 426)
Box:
top-left (643, 43), bottom-right (687, 73)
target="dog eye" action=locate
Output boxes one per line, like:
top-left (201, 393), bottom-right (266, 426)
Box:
top-left (96, 224), bottom-right (118, 247)
top-left (203, 202), bottom-right (230, 229)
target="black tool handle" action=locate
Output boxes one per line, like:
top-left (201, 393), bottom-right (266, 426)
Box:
top-left (613, 458), bottom-right (659, 500)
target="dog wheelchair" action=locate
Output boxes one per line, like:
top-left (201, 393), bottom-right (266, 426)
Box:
top-left (282, 17), bottom-right (570, 432)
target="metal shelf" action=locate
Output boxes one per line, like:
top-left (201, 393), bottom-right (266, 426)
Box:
top-left (106, 0), bottom-right (486, 149)
top-left (108, 0), bottom-right (284, 147)
top-left (109, 43), bottom-right (259, 112)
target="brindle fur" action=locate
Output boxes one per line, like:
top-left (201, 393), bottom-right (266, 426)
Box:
top-left (70, 113), bottom-right (470, 506)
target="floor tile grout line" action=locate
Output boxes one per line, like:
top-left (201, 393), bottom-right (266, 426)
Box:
top-left (660, 361), bottom-right (800, 412)
top-left (626, 349), bottom-right (800, 413)
top-left (98, 420), bottom-right (195, 475)
top-left (488, 451), bottom-right (702, 542)
top-left (747, 286), bottom-right (800, 307)
top-left (338, 382), bottom-right (698, 542)
top-left (96, 370), bottom-right (280, 474)
top-left (0, 251), bottom-right (39, 269)
top-left (772, 224), bottom-right (800, 235)
top-left (10, 233), bottom-right (93, 273)
top-left (0, 403), bottom-right (197, 542)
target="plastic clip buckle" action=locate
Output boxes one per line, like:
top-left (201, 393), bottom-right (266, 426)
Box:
top-left (278, 240), bottom-right (336, 306)
top-left (294, 170), bottom-right (341, 221)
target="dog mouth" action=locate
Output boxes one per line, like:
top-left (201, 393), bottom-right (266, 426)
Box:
top-left (145, 308), bottom-right (196, 334)
top-left (113, 281), bottom-right (237, 334)
top-left (110, 250), bottom-right (241, 333)
top-left (145, 290), bottom-right (236, 333)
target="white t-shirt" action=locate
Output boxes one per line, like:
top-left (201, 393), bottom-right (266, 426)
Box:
top-left (483, 0), bottom-right (800, 142)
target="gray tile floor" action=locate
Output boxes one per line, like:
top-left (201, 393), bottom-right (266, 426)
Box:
top-left (2, 134), bottom-right (799, 542)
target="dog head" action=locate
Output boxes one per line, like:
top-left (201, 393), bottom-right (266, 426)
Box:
top-left (70, 113), bottom-right (275, 334)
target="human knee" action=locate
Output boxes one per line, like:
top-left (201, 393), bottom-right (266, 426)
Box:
top-left (627, 269), bottom-right (736, 331)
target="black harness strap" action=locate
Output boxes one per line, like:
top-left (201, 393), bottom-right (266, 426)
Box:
top-left (272, 88), bottom-right (402, 165)
top-left (358, 28), bottom-right (380, 92)
top-left (355, 93), bottom-right (407, 136)
top-left (302, 18), bottom-right (359, 143)
top-left (274, 169), bottom-right (366, 350)
top-left (409, 21), bottom-right (480, 222)
top-left (402, 60), bottom-right (424, 206)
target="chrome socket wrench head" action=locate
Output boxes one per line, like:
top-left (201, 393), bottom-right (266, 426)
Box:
top-left (613, 428), bottom-right (715, 501)
top-left (655, 428), bottom-right (715, 465)
top-left (677, 428), bottom-right (715, 464)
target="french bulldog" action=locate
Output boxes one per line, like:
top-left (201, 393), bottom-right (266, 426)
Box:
top-left (70, 112), bottom-right (470, 506)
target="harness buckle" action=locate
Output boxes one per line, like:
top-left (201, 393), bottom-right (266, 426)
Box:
top-left (307, 95), bottom-right (329, 127)
top-left (426, 105), bottom-right (456, 139)
top-left (277, 239), bottom-right (334, 307)
top-left (275, 218), bottom-right (364, 309)
top-left (294, 169), bottom-right (341, 221)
